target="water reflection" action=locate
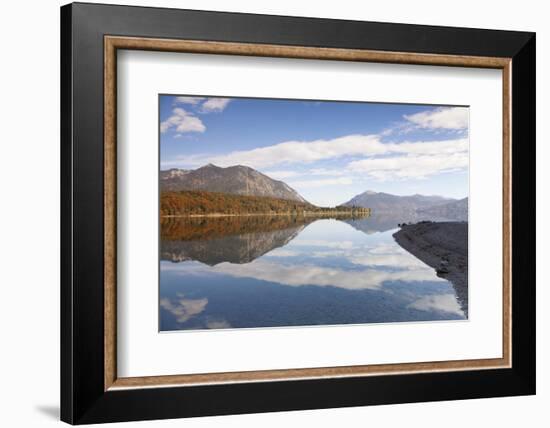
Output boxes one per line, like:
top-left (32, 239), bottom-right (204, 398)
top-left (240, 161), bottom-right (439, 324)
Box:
top-left (161, 214), bottom-right (363, 265)
top-left (160, 215), bottom-right (466, 331)
top-left (343, 212), bottom-right (451, 234)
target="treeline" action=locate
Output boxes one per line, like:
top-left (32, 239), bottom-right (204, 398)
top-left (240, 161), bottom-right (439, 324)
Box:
top-left (160, 190), bottom-right (371, 217)
top-left (161, 214), bottom-right (315, 241)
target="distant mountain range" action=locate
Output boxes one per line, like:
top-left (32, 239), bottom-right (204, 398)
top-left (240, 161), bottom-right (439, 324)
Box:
top-left (160, 164), bottom-right (467, 221)
top-left (343, 190), bottom-right (468, 222)
top-left (343, 191), bottom-right (452, 214)
top-left (161, 164), bottom-right (307, 203)
top-left (417, 197), bottom-right (468, 221)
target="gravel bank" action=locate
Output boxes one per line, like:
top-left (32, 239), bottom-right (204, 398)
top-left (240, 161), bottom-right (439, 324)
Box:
top-left (393, 221), bottom-right (468, 316)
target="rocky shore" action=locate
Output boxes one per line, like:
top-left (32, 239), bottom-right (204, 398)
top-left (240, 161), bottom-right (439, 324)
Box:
top-left (393, 221), bottom-right (468, 316)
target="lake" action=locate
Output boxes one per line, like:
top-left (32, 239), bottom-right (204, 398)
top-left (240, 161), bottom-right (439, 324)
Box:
top-left (159, 215), bottom-right (466, 331)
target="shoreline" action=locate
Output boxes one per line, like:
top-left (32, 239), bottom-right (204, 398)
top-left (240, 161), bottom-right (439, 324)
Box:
top-left (392, 221), bottom-right (468, 316)
top-left (162, 211), bottom-right (370, 218)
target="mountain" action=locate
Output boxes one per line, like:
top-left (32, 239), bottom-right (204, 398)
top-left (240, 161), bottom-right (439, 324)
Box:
top-left (160, 216), bottom-right (311, 265)
top-left (160, 168), bottom-right (191, 190)
top-left (160, 164), bottom-right (307, 203)
top-left (416, 197), bottom-right (468, 222)
top-left (343, 191), bottom-right (454, 215)
top-left (161, 226), bottom-right (304, 265)
top-left (343, 213), bottom-right (420, 234)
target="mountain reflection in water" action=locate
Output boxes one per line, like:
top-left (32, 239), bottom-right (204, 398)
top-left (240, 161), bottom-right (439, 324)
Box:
top-left (160, 215), bottom-right (466, 331)
top-left (161, 215), bottom-right (315, 265)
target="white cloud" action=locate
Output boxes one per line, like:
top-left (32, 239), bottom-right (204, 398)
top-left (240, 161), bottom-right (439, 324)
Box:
top-left (348, 150), bottom-right (468, 180)
top-left (204, 233), bottom-right (446, 290)
top-left (174, 96), bottom-right (205, 105)
top-left (261, 240), bottom-right (445, 272)
top-left (163, 239), bottom-right (446, 292)
top-left (289, 177), bottom-right (353, 188)
top-left (263, 170), bottom-right (300, 180)
top-left (201, 97), bottom-right (231, 112)
top-left (205, 320), bottom-right (231, 329)
top-left (266, 249), bottom-right (301, 258)
top-left (408, 294), bottom-right (463, 316)
top-left (343, 137), bottom-right (468, 181)
top-left (160, 295), bottom-right (208, 323)
top-left (161, 115), bottom-right (468, 181)
top-left (308, 168), bottom-right (348, 177)
top-left (160, 107), bottom-right (206, 134)
top-left (170, 135), bottom-right (467, 174)
top-left (290, 240), bottom-right (446, 272)
top-left (387, 138), bottom-right (468, 155)
top-left (184, 134), bottom-right (383, 169)
top-left (263, 168), bottom-right (351, 183)
top-left (293, 239), bottom-right (355, 249)
top-left (209, 259), bottom-right (441, 291)
top-left (348, 244), bottom-right (433, 269)
top-left (404, 107), bottom-right (468, 130)
top-left (172, 96), bottom-right (231, 113)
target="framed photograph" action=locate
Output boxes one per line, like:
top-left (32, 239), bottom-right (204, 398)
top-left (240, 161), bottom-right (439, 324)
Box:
top-left (61, 2), bottom-right (535, 424)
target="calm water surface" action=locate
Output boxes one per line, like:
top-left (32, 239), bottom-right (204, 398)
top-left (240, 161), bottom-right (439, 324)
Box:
top-left (159, 216), bottom-right (465, 331)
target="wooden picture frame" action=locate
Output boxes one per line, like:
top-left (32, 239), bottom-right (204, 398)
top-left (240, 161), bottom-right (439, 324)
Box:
top-left (61, 2), bottom-right (535, 424)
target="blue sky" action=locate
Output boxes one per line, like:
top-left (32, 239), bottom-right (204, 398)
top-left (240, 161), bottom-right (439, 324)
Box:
top-left (160, 95), bottom-right (469, 206)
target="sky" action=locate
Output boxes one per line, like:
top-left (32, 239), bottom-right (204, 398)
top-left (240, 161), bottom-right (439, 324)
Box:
top-left (159, 95), bottom-right (469, 206)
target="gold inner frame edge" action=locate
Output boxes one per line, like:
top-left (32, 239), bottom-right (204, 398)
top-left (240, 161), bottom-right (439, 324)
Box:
top-left (104, 36), bottom-right (512, 391)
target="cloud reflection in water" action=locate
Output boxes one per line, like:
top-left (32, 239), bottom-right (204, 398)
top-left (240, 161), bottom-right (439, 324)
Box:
top-left (160, 217), bottom-right (465, 331)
